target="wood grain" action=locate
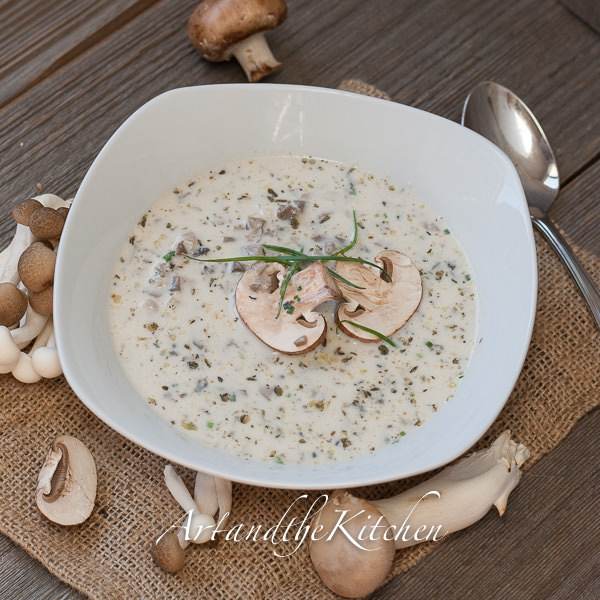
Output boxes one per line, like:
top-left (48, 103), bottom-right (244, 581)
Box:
top-left (0, 0), bottom-right (598, 598)
top-left (0, 0), bottom-right (161, 107)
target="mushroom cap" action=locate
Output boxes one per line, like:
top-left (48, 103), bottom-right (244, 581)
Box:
top-left (188, 0), bottom-right (287, 61)
top-left (36, 435), bottom-right (97, 526)
top-left (29, 206), bottom-right (66, 240)
top-left (12, 351), bottom-right (42, 383)
top-left (18, 241), bottom-right (56, 293)
top-left (12, 198), bottom-right (43, 226)
top-left (309, 490), bottom-right (396, 598)
top-left (28, 284), bottom-right (54, 315)
top-left (336, 250), bottom-right (422, 341)
top-left (0, 282), bottom-right (28, 327)
top-left (151, 531), bottom-right (186, 573)
top-left (31, 346), bottom-right (62, 379)
top-left (235, 261), bottom-right (340, 354)
top-left (56, 206), bottom-right (70, 220)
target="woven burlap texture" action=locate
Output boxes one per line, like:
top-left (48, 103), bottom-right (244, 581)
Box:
top-left (1, 82), bottom-right (599, 600)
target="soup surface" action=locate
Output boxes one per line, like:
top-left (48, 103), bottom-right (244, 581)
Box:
top-left (109, 156), bottom-right (477, 465)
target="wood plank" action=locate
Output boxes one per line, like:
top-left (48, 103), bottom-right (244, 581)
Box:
top-left (373, 407), bottom-right (600, 600)
top-left (0, 0), bottom-right (598, 598)
top-left (0, 0), bottom-right (598, 234)
top-left (0, 0), bottom-right (160, 107)
top-left (0, 536), bottom-right (85, 600)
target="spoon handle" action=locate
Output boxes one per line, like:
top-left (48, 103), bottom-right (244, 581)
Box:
top-left (532, 215), bottom-right (600, 330)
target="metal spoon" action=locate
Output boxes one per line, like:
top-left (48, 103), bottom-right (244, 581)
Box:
top-left (462, 81), bottom-right (600, 330)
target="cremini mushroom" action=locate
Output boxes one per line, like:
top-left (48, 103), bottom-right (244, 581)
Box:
top-left (235, 261), bottom-right (340, 354)
top-left (17, 241), bottom-right (56, 293)
top-left (36, 435), bottom-right (97, 526)
top-left (309, 431), bottom-right (530, 598)
top-left (0, 282), bottom-right (28, 327)
top-left (188, 0), bottom-right (287, 82)
top-left (336, 250), bottom-right (422, 342)
top-left (152, 466), bottom-right (232, 572)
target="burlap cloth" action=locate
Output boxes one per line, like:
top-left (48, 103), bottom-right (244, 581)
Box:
top-left (1, 81), bottom-right (599, 600)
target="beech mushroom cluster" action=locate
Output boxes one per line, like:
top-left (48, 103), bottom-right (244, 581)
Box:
top-left (188, 0), bottom-right (287, 82)
top-left (309, 431), bottom-right (530, 598)
top-left (36, 435), bottom-right (97, 526)
top-left (151, 465), bottom-right (232, 572)
top-left (0, 194), bottom-right (70, 382)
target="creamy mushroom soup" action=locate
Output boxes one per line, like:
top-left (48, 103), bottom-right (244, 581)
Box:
top-left (109, 156), bottom-right (477, 465)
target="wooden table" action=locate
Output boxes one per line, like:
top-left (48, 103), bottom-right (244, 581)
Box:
top-left (1, 1), bottom-right (598, 598)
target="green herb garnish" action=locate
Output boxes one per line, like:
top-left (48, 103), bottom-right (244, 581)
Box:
top-left (341, 320), bottom-right (397, 347)
top-left (163, 250), bottom-right (176, 262)
top-left (186, 211), bottom-right (392, 317)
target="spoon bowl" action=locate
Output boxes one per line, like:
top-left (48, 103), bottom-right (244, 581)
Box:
top-left (462, 81), bottom-right (600, 329)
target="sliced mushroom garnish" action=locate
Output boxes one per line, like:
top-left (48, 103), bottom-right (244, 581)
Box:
top-left (235, 261), bottom-right (341, 354)
top-left (36, 435), bottom-right (97, 526)
top-left (336, 250), bottom-right (422, 341)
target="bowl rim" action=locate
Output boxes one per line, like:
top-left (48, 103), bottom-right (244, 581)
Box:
top-left (55, 83), bottom-right (537, 489)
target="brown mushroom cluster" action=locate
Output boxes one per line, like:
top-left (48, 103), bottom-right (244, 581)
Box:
top-left (188, 0), bottom-right (287, 82)
top-left (234, 250), bottom-right (423, 354)
top-left (0, 194), bottom-right (70, 382)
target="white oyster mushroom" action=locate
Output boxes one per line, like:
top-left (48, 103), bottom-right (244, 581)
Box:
top-left (309, 431), bottom-right (530, 598)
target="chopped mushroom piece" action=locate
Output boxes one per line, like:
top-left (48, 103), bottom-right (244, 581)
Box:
top-left (36, 435), bottom-right (97, 526)
top-left (336, 250), bottom-right (422, 341)
top-left (235, 261), bottom-right (340, 354)
top-left (188, 0), bottom-right (287, 82)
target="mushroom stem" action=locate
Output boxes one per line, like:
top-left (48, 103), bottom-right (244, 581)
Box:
top-left (163, 465), bottom-right (217, 545)
top-left (11, 305), bottom-right (48, 349)
top-left (0, 326), bottom-right (21, 372)
top-left (231, 32), bottom-right (281, 82)
top-left (371, 430), bottom-right (529, 548)
top-left (309, 431), bottom-right (529, 598)
top-left (0, 224), bottom-right (34, 285)
top-left (31, 324), bottom-right (62, 379)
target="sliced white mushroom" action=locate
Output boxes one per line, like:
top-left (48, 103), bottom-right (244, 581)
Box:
top-left (36, 435), bottom-right (97, 526)
top-left (336, 250), bottom-right (422, 341)
top-left (235, 261), bottom-right (341, 354)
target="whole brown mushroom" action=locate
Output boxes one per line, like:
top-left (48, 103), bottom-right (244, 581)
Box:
top-left (29, 284), bottom-right (54, 315)
top-left (188, 0), bottom-right (287, 82)
top-left (12, 198), bottom-right (43, 226)
top-left (17, 242), bottom-right (56, 293)
top-left (0, 282), bottom-right (28, 327)
top-left (29, 206), bottom-right (66, 240)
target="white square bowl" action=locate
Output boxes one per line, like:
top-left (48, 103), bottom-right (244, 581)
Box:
top-left (54, 84), bottom-right (536, 489)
